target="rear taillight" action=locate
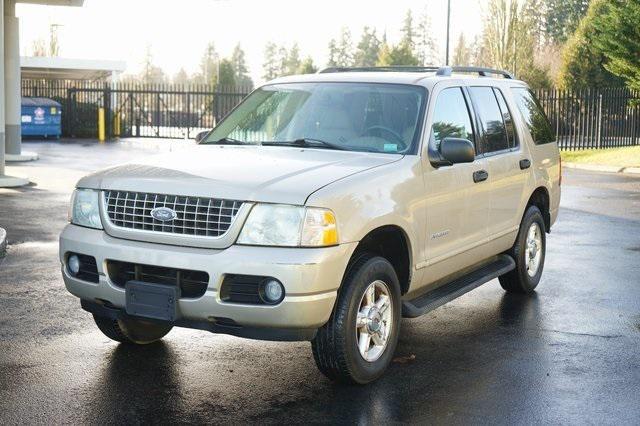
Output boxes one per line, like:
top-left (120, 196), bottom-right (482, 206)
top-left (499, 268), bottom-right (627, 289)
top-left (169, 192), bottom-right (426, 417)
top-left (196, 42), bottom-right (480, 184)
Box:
top-left (559, 156), bottom-right (562, 186)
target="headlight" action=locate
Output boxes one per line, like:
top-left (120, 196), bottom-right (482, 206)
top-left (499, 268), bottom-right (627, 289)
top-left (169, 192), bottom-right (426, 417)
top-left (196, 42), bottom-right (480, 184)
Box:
top-left (237, 204), bottom-right (338, 247)
top-left (70, 189), bottom-right (103, 229)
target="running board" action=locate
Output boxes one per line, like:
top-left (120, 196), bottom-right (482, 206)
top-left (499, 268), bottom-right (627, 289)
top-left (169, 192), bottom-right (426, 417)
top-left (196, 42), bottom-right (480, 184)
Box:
top-left (402, 255), bottom-right (515, 318)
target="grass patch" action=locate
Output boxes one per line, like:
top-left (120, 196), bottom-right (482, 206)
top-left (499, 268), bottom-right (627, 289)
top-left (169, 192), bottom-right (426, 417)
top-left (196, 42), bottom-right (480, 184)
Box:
top-left (561, 146), bottom-right (640, 167)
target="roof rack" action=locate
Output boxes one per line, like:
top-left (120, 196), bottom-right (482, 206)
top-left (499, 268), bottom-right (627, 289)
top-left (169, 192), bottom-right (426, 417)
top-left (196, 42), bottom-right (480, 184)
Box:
top-left (317, 65), bottom-right (514, 79)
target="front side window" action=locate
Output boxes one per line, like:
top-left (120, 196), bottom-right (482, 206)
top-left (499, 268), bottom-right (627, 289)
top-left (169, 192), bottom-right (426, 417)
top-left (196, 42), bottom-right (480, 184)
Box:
top-left (511, 87), bottom-right (555, 145)
top-left (469, 86), bottom-right (509, 154)
top-left (204, 82), bottom-right (427, 154)
top-left (429, 87), bottom-right (475, 150)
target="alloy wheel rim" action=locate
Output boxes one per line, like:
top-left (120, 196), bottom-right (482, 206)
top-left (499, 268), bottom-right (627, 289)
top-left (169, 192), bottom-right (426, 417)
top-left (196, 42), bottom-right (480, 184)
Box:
top-left (355, 280), bottom-right (393, 362)
top-left (525, 222), bottom-right (543, 277)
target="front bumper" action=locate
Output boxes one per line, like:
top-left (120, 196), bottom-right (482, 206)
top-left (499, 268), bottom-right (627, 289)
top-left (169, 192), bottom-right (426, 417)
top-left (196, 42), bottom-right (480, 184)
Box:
top-left (60, 224), bottom-right (356, 340)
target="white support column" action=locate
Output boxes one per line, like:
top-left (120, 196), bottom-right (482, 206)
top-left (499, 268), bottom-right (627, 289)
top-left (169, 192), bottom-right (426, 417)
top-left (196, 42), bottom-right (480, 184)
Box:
top-left (4, 0), bottom-right (37, 162)
top-left (0, 0), bottom-right (28, 186)
top-left (0, 0), bottom-right (5, 177)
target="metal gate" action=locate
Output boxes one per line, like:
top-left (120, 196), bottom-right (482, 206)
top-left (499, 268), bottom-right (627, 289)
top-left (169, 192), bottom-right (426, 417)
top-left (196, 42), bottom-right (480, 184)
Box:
top-left (22, 80), bottom-right (252, 139)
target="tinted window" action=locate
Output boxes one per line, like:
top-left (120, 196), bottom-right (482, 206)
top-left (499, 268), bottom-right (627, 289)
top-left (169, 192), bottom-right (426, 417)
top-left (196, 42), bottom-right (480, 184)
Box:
top-left (469, 86), bottom-right (509, 154)
top-left (494, 88), bottom-right (517, 148)
top-left (512, 87), bottom-right (554, 144)
top-left (429, 87), bottom-right (474, 150)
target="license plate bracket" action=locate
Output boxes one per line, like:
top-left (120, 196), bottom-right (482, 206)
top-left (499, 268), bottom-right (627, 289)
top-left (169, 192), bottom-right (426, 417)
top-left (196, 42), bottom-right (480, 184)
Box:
top-left (125, 280), bottom-right (179, 322)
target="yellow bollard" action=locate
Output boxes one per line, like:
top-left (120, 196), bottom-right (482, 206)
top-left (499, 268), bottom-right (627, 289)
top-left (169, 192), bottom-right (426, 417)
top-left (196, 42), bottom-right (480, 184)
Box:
top-left (98, 107), bottom-right (105, 142)
top-left (114, 112), bottom-right (121, 138)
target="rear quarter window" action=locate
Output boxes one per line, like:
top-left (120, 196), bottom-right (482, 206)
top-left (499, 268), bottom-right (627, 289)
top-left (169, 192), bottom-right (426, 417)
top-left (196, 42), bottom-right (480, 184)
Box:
top-left (511, 87), bottom-right (555, 145)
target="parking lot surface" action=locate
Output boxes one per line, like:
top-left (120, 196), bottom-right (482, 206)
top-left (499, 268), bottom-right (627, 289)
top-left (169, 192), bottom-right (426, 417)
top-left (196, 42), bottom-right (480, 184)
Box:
top-left (1, 140), bottom-right (639, 424)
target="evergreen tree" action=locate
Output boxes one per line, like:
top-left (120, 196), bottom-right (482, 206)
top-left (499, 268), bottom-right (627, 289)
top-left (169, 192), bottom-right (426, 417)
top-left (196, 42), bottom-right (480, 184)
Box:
top-left (400, 10), bottom-right (416, 51)
top-left (297, 56), bottom-right (318, 74)
top-left (327, 39), bottom-right (339, 67)
top-left (218, 59), bottom-right (236, 88)
top-left (376, 42), bottom-right (420, 66)
top-left (284, 43), bottom-right (302, 75)
top-left (557, 0), bottom-right (623, 89)
top-left (354, 27), bottom-right (381, 67)
top-left (335, 28), bottom-right (354, 67)
top-left (198, 42), bottom-right (219, 85)
top-left (591, 0), bottom-right (640, 91)
top-left (262, 42), bottom-right (280, 81)
top-left (544, 0), bottom-right (590, 44)
top-left (231, 44), bottom-right (253, 88)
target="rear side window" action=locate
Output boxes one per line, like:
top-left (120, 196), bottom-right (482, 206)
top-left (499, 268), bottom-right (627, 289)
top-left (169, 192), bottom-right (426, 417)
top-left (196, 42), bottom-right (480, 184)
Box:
top-left (494, 88), bottom-right (517, 148)
top-left (511, 87), bottom-right (555, 144)
top-left (469, 87), bottom-right (509, 154)
top-left (429, 87), bottom-right (475, 150)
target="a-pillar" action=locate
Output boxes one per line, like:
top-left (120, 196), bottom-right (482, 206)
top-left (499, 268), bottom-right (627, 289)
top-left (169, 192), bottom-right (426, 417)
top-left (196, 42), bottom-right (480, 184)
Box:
top-left (4, 0), bottom-right (37, 163)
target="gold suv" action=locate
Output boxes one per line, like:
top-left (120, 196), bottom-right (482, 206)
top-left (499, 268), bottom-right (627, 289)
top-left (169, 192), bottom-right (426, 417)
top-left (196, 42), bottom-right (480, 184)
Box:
top-left (60, 66), bottom-right (561, 384)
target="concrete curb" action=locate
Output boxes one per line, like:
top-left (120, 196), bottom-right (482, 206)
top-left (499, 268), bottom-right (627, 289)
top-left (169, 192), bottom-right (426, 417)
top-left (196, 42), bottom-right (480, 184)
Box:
top-left (0, 227), bottom-right (6, 258)
top-left (563, 162), bottom-right (640, 175)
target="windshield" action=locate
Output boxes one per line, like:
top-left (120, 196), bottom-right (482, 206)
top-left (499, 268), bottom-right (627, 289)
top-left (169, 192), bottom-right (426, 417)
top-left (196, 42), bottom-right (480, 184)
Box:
top-left (204, 82), bottom-right (427, 154)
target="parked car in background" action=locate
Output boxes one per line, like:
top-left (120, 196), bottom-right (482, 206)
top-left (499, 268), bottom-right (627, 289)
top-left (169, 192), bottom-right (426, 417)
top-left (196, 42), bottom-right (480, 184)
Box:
top-left (60, 66), bottom-right (560, 384)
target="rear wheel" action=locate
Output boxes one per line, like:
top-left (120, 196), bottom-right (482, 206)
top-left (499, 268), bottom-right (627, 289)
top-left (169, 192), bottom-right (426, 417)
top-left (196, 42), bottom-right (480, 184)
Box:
top-left (312, 254), bottom-right (401, 384)
top-left (499, 205), bottom-right (546, 293)
top-left (93, 314), bottom-right (173, 344)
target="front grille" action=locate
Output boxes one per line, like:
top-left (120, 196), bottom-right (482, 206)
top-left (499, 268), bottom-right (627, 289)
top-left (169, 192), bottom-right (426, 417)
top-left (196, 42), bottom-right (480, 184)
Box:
top-left (106, 260), bottom-right (209, 299)
top-left (104, 190), bottom-right (242, 238)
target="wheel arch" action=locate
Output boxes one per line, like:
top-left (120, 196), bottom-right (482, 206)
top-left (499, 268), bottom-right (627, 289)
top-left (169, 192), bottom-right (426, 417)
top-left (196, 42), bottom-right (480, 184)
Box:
top-left (345, 225), bottom-right (413, 295)
top-left (526, 186), bottom-right (551, 232)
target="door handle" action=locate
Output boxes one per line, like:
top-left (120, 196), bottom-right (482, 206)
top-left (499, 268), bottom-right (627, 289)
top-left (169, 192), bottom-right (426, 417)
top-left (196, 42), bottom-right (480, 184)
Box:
top-left (519, 159), bottom-right (531, 170)
top-left (473, 169), bottom-right (489, 183)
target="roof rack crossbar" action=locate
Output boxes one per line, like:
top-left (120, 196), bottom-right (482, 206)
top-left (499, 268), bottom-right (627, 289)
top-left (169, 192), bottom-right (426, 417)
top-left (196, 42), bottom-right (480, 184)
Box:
top-left (318, 66), bottom-right (442, 74)
top-left (317, 65), bottom-right (514, 79)
top-left (435, 66), bottom-right (514, 79)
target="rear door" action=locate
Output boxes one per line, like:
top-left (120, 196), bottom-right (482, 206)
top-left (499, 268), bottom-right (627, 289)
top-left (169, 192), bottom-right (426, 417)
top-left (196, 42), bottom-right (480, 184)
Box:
top-left (468, 85), bottom-right (528, 238)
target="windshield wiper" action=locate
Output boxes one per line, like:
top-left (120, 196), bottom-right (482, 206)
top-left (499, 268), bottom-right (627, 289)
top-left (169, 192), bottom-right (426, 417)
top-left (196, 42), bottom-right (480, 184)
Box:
top-left (262, 138), bottom-right (347, 151)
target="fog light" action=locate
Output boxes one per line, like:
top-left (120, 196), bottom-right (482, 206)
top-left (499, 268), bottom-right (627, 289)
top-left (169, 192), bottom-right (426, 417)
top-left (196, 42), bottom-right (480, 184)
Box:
top-left (68, 254), bottom-right (80, 275)
top-left (261, 279), bottom-right (284, 304)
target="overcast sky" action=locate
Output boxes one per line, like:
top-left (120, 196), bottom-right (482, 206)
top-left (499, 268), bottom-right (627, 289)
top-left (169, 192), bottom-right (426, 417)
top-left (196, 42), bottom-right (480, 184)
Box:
top-left (17, 0), bottom-right (485, 83)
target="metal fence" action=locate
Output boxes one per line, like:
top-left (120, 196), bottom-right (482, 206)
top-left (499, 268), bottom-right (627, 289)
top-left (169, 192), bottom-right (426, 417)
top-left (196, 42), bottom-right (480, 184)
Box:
top-left (534, 87), bottom-right (640, 150)
top-left (21, 79), bottom-right (253, 139)
top-left (21, 79), bottom-right (640, 149)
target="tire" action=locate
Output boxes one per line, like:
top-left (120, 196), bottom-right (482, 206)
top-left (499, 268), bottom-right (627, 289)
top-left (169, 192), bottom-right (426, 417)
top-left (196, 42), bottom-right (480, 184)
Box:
top-left (499, 205), bottom-right (546, 294)
top-left (312, 253), bottom-right (401, 384)
top-left (93, 314), bottom-right (173, 344)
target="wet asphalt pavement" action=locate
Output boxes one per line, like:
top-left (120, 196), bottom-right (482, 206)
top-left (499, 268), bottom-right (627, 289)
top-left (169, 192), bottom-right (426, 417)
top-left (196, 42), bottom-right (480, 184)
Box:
top-left (1, 140), bottom-right (639, 425)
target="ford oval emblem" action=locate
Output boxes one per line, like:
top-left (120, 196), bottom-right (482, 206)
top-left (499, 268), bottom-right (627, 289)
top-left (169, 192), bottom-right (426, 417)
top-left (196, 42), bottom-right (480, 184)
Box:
top-left (151, 207), bottom-right (177, 222)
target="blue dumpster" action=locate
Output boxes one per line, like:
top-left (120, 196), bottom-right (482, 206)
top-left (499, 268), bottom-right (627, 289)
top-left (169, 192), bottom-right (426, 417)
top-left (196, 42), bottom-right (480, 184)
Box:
top-left (21, 97), bottom-right (62, 138)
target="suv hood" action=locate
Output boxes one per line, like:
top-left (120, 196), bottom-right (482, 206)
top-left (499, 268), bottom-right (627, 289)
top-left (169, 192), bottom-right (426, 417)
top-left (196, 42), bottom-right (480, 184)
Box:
top-left (77, 145), bottom-right (402, 205)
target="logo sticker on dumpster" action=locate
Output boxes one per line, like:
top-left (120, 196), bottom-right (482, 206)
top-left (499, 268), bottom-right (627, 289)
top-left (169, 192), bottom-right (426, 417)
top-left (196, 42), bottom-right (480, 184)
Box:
top-left (34, 107), bottom-right (45, 124)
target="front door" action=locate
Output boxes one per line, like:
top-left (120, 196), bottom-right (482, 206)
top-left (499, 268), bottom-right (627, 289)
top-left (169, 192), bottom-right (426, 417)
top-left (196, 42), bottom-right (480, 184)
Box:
top-left (421, 83), bottom-right (491, 285)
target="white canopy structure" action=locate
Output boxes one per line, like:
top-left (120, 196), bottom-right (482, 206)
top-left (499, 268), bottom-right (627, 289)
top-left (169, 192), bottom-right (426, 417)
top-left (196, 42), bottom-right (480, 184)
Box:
top-left (1, 0), bottom-right (85, 187)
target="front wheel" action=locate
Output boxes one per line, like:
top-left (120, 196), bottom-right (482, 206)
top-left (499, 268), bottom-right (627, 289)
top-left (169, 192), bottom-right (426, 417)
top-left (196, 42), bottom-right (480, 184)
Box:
top-left (93, 314), bottom-right (173, 344)
top-left (499, 205), bottom-right (546, 293)
top-left (312, 254), bottom-right (401, 384)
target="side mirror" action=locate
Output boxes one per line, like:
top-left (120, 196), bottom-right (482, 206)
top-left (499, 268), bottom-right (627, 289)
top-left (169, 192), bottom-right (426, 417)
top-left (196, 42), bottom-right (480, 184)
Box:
top-left (194, 130), bottom-right (210, 143)
top-left (440, 137), bottom-right (475, 164)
